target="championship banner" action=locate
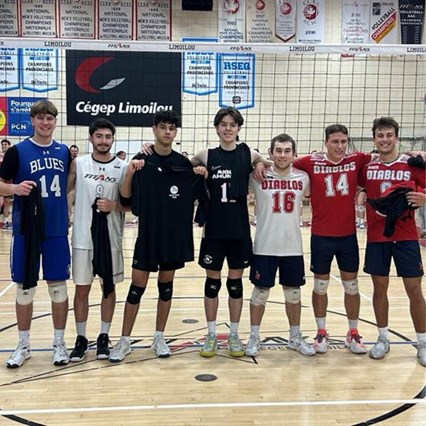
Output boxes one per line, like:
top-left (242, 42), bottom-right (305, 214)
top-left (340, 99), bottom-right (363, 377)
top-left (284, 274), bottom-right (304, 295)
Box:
top-left (182, 38), bottom-right (218, 96)
top-left (59, 0), bottom-right (96, 39)
top-left (21, 0), bottom-right (57, 38)
top-left (136, 0), bottom-right (171, 41)
top-left (219, 53), bottom-right (255, 109)
top-left (296, 0), bottom-right (325, 44)
top-left (0, 0), bottom-right (19, 37)
top-left (21, 48), bottom-right (58, 93)
top-left (246, 0), bottom-right (274, 43)
top-left (276, 0), bottom-right (296, 42)
top-left (66, 50), bottom-right (181, 127)
top-left (342, 1), bottom-right (370, 44)
top-left (399, 0), bottom-right (425, 44)
top-left (218, 0), bottom-right (246, 42)
top-left (370, 1), bottom-right (398, 43)
top-left (0, 48), bottom-right (19, 92)
top-left (98, 0), bottom-right (134, 40)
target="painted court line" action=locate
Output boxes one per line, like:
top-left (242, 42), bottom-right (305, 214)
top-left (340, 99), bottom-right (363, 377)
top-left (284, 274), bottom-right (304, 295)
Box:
top-left (1, 398), bottom-right (425, 416)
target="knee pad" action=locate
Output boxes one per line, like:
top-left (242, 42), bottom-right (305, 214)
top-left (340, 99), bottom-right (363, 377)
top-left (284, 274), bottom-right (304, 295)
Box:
top-left (313, 279), bottom-right (329, 296)
top-left (158, 281), bottom-right (173, 302)
top-left (204, 277), bottom-right (221, 299)
top-left (342, 279), bottom-right (359, 296)
top-left (250, 286), bottom-right (270, 306)
top-left (16, 283), bottom-right (36, 305)
top-left (126, 284), bottom-right (146, 305)
top-left (226, 278), bottom-right (243, 299)
top-left (48, 281), bottom-right (68, 303)
top-left (283, 287), bottom-right (301, 304)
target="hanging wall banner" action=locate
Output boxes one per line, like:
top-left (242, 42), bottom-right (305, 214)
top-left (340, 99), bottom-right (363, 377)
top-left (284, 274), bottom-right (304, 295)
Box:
top-left (59, 0), bottom-right (96, 39)
top-left (0, 0), bottom-right (19, 37)
top-left (296, 0), bottom-right (325, 44)
top-left (246, 0), bottom-right (274, 43)
top-left (399, 0), bottom-right (425, 44)
top-left (0, 48), bottom-right (20, 92)
top-left (21, 48), bottom-right (58, 93)
top-left (342, 1), bottom-right (370, 44)
top-left (219, 53), bottom-right (255, 109)
top-left (182, 38), bottom-right (218, 96)
top-left (21, 0), bottom-right (57, 38)
top-left (98, 0), bottom-right (134, 40)
top-left (276, 0), bottom-right (296, 42)
top-left (218, 0), bottom-right (246, 42)
top-left (136, 0), bottom-right (171, 41)
top-left (370, 1), bottom-right (398, 43)
top-left (4, 97), bottom-right (45, 137)
top-left (66, 50), bottom-right (181, 126)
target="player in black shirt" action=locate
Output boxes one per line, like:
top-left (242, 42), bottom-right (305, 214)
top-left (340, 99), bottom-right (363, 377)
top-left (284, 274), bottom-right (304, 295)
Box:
top-left (192, 107), bottom-right (267, 358)
top-left (109, 110), bottom-right (208, 363)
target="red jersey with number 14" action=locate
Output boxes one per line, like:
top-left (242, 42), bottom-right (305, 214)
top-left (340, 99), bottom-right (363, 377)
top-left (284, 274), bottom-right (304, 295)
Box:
top-left (359, 154), bottom-right (425, 242)
top-left (293, 152), bottom-right (370, 237)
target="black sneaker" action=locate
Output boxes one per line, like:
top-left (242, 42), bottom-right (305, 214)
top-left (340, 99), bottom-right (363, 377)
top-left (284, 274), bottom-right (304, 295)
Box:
top-left (69, 335), bottom-right (88, 362)
top-left (96, 333), bottom-right (110, 360)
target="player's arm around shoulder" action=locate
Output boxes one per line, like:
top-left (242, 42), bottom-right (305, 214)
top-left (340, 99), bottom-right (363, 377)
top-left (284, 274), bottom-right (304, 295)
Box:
top-left (191, 149), bottom-right (208, 167)
top-left (120, 157), bottom-right (145, 198)
top-left (251, 150), bottom-right (272, 181)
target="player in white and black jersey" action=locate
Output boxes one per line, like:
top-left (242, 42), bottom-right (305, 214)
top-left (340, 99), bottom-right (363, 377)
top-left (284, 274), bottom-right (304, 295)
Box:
top-left (109, 110), bottom-right (208, 363)
top-left (67, 118), bottom-right (128, 362)
top-left (245, 134), bottom-right (315, 357)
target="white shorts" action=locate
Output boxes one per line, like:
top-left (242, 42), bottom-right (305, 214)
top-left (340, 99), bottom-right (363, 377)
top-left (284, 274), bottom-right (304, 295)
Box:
top-left (72, 248), bottom-right (124, 286)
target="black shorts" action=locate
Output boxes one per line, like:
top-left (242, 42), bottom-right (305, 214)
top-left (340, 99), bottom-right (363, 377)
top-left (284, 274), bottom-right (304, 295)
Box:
top-left (249, 254), bottom-right (306, 288)
top-left (198, 238), bottom-right (252, 271)
top-left (363, 241), bottom-right (424, 277)
top-left (310, 234), bottom-right (359, 274)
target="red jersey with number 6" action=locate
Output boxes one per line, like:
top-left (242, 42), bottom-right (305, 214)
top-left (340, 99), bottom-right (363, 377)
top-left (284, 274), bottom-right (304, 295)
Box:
top-left (359, 154), bottom-right (425, 242)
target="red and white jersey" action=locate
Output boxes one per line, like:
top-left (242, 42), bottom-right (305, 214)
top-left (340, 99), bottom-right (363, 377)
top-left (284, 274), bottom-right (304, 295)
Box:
top-left (293, 152), bottom-right (370, 237)
top-left (250, 166), bottom-right (310, 256)
top-left (359, 154), bottom-right (425, 242)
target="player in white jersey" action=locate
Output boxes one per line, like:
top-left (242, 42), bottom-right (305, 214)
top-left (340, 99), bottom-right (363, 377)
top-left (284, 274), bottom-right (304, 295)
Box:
top-left (67, 118), bottom-right (127, 362)
top-left (245, 134), bottom-right (315, 357)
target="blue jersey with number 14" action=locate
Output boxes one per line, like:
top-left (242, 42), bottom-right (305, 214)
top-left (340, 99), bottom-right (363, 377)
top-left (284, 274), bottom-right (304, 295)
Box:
top-left (13, 138), bottom-right (69, 237)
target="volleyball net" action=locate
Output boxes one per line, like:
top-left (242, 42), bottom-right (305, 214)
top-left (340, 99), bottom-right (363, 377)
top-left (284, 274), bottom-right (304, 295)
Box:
top-left (1, 38), bottom-right (425, 156)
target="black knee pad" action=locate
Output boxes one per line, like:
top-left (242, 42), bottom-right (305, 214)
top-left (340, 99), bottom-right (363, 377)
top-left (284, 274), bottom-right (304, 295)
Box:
top-left (158, 281), bottom-right (173, 302)
top-left (126, 284), bottom-right (146, 305)
top-left (226, 278), bottom-right (243, 299)
top-left (204, 277), bottom-right (221, 299)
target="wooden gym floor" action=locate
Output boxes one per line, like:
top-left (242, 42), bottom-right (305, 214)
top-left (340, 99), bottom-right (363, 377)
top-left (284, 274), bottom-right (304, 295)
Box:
top-left (0, 210), bottom-right (425, 426)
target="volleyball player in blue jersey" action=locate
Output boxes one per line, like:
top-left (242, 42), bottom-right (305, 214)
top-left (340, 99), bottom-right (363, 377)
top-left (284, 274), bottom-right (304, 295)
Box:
top-left (0, 100), bottom-right (71, 368)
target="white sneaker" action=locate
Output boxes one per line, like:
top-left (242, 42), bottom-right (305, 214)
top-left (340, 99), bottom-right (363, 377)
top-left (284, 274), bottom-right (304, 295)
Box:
top-left (6, 341), bottom-right (31, 368)
top-left (152, 334), bottom-right (171, 358)
top-left (53, 341), bottom-right (69, 366)
top-left (245, 333), bottom-right (261, 357)
top-left (369, 336), bottom-right (390, 360)
top-left (288, 333), bottom-right (316, 356)
top-left (109, 338), bottom-right (132, 363)
top-left (417, 342), bottom-right (426, 367)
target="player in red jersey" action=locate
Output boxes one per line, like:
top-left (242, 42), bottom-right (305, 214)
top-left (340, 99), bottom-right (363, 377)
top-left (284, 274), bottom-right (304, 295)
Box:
top-left (359, 117), bottom-right (426, 366)
top-left (293, 124), bottom-right (370, 355)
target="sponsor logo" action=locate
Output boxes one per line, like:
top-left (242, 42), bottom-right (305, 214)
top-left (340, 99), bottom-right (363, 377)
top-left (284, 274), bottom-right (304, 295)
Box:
top-left (66, 51), bottom-right (182, 126)
top-left (45, 41), bottom-right (72, 48)
top-left (169, 185), bottom-right (180, 198)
